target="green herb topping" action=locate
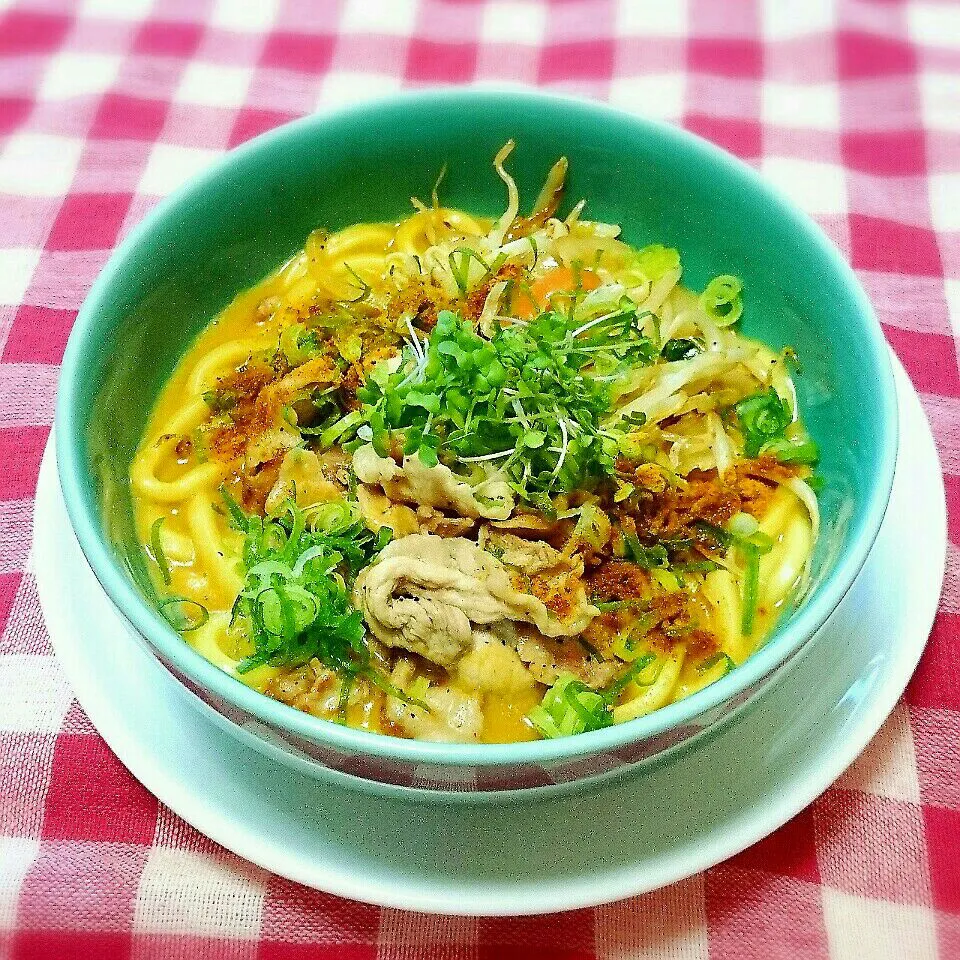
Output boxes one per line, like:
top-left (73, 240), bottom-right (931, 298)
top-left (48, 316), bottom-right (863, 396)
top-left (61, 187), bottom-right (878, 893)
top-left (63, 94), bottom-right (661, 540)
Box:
top-left (353, 308), bottom-right (657, 504)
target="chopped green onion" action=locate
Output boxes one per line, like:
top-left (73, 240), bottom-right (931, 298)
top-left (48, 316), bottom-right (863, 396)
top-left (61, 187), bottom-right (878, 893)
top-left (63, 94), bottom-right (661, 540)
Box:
top-left (337, 674), bottom-right (353, 722)
top-left (202, 389), bottom-right (236, 414)
top-left (595, 599), bottom-right (643, 613)
top-left (160, 597), bottom-right (209, 632)
top-left (749, 531), bottom-right (774, 553)
top-left (448, 247), bottom-right (492, 293)
top-left (734, 387), bottom-right (791, 458)
top-left (299, 409), bottom-right (365, 449)
top-left (697, 652), bottom-right (736, 676)
top-left (528, 673), bottom-right (612, 738)
top-left (700, 274), bottom-right (743, 327)
top-left (692, 520), bottom-right (733, 550)
top-left (661, 338), bottom-right (702, 362)
top-left (341, 263), bottom-right (371, 303)
top-left (280, 322), bottom-right (320, 367)
top-left (603, 653), bottom-right (659, 702)
top-left (150, 516), bottom-right (172, 586)
top-left (673, 559), bottom-right (720, 573)
top-left (408, 675), bottom-right (431, 703)
top-left (634, 244), bottom-right (680, 283)
top-left (651, 568), bottom-right (681, 592)
top-left (529, 652), bottom-right (670, 738)
top-left (336, 332), bottom-right (363, 364)
top-left (728, 512), bottom-right (759, 539)
top-left (612, 612), bottom-right (657, 660)
top-left (227, 495), bottom-right (391, 681)
top-left (219, 484), bottom-right (248, 532)
top-left (760, 435), bottom-right (820, 465)
top-left (740, 542), bottom-right (761, 636)
top-left (365, 670), bottom-right (430, 712)
top-left (621, 531), bottom-right (669, 569)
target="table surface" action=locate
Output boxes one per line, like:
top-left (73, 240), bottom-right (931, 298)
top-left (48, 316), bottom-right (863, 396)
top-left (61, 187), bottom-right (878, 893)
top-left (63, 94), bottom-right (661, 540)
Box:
top-left (1, 1), bottom-right (958, 958)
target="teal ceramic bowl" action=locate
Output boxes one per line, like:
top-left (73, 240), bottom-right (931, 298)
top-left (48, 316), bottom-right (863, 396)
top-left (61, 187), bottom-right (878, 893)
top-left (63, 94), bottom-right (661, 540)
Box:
top-left (56, 89), bottom-right (897, 795)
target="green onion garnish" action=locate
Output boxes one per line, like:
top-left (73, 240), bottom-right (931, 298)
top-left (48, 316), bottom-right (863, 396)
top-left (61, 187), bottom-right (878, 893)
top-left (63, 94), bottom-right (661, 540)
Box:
top-left (603, 653), bottom-right (659, 702)
top-left (661, 338), bottom-right (702, 362)
top-left (700, 274), bottom-right (743, 327)
top-left (528, 673), bottom-right (612, 738)
top-left (734, 387), bottom-right (791, 458)
top-left (341, 263), bottom-right (371, 303)
top-left (733, 387), bottom-right (820, 465)
top-left (697, 652), bottom-right (736, 676)
top-left (760, 435), bottom-right (820, 465)
top-left (448, 247), bottom-right (492, 293)
top-left (224, 493), bottom-right (423, 710)
top-left (740, 542), bottom-right (761, 636)
top-left (160, 597), bottom-right (209, 632)
top-left (150, 516), bottom-right (172, 586)
top-left (528, 654), bottom-right (663, 739)
top-left (693, 520), bottom-right (733, 550)
top-left (621, 533), bottom-right (670, 570)
top-left (633, 244), bottom-right (680, 283)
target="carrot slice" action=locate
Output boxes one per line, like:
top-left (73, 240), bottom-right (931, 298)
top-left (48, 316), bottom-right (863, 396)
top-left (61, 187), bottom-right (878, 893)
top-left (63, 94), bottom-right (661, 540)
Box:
top-left (514, 266), bottom-right (602, 319)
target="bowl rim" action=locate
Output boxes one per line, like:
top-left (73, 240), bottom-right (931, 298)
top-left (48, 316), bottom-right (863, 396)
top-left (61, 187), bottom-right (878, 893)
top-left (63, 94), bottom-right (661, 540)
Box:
top-left (55, 86), bottom-right (899, 768)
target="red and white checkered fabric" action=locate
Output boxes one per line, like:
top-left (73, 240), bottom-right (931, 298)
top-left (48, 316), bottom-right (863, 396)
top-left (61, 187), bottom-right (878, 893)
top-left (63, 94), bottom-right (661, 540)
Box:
top-left (1, 0), bottom-right (958, 956)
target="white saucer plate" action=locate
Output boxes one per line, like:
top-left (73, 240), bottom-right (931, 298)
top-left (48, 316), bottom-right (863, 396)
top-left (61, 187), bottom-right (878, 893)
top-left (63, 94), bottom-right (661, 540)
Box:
top-left (34, 357), bottom-right (945, 916)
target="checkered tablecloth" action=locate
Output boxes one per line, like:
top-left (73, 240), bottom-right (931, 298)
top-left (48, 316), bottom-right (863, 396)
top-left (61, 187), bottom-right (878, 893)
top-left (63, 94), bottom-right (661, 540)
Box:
top-left (1, 0), bottom-right (958, 956)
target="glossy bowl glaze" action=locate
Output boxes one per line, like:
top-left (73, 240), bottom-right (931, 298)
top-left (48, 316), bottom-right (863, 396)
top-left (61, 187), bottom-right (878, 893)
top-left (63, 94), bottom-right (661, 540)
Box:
top-left (55, 89), bottom-right (897, 795)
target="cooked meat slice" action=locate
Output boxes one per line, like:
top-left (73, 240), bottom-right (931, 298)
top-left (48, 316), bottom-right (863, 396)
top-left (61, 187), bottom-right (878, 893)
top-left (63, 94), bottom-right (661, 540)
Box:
top-left (489, 511), bottom-right (569, 538)
top-left (513, 629), bottom-right (617, 689)
top-left (242, 357), bottom-right (343, 471)
top-left (479, 527), bottom-right (594, 625)
top-left (242, 423), bottom-right (301, 474)
top-left (257, 356), bottom-right (341, 417)
top-left (356, 485), bottom-right (420, 537)
top-left (353, 533), bottom-right (598, 669)
top-left (456, 630), bottom-right (537, 696)
top-left (264, 447), bottom-right (348, 513)
top-left (418, 511), bottom-right (476, 538)
top-left (478, 528), bottom-right (563, 573)
top-left (385, 661), bottom-right (483, 743)
top-left (353, 444), bottom-right (514, 520)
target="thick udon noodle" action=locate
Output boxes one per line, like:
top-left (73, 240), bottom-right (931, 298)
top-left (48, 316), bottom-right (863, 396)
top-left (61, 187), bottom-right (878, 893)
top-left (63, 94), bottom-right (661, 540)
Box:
top-left (131, 144), bottom-right (817, 743)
